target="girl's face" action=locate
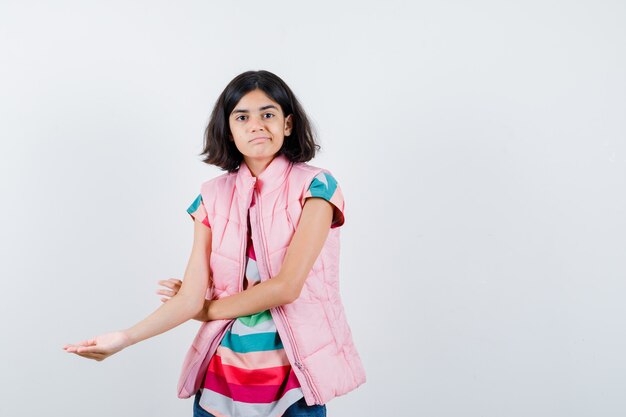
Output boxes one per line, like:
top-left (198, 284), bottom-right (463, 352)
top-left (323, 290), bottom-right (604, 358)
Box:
top-left (228, 89), bottom-right (293, 165)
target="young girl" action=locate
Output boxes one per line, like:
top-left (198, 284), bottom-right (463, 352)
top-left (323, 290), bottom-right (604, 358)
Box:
top-left (64, 70), bottom-right (366, 417)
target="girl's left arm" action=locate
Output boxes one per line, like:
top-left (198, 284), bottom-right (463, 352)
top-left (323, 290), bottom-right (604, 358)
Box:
top-left (203, 197), bottom-right (333, 321)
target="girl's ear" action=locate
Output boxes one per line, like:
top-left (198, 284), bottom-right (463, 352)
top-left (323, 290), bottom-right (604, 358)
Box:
top-left (284, 114), bottom-right (293, 137)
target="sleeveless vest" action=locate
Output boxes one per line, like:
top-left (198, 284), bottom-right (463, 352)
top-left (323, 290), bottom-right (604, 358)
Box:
top-left (177, 153), bottom-right (366, 405)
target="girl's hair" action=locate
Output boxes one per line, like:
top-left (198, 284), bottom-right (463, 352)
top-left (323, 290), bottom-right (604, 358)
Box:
top-left (201, 70), bottom-right (320, 172)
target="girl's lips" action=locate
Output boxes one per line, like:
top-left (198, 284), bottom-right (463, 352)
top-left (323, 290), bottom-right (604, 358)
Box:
top-left (250, 136), bottom-right (270, 143)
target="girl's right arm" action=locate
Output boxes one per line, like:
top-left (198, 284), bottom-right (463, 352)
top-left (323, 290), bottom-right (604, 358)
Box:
top-left (63, 219), bottom-right (212, 361)
top-left (156, 278), bottom-right (210, 322)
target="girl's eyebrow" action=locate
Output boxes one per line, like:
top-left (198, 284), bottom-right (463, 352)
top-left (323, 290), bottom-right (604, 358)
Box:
top-left (231, 104), bottom-right (279, 114)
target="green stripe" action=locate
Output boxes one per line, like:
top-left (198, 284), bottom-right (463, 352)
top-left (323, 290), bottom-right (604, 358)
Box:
top-left (187, 194), bottom-right (203, 215)
top-left (220, 330), bottom-right (283, 353)
top-left (237, 310), bottom-right (273, 327)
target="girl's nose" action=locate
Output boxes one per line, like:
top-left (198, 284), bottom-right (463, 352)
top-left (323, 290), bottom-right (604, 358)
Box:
top-left (249, 116), bottom-right (265, 132)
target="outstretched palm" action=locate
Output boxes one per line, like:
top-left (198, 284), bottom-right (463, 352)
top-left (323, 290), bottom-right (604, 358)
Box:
top-left (63, 331), bottom-right (131, 361)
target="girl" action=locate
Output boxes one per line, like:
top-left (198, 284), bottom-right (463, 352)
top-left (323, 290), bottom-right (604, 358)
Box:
top-left (64, 70), bottom-right (366, 417)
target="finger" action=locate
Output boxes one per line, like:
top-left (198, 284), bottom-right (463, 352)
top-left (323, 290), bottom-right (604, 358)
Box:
top-left (158, 283), bottom-right (176, 291)
top-left (76, 345), bottom-right (105, 354)
top-left (160, 280), bottom-right (182, 290)
top-left (158, 278), bottom-right (181, 286)
top-left (156, 289), bottom-right (175, 297)
top-left (168, 279), bottom-right (183, 287)
top-left (65, 344), bottom-right (99, 355)
top-left (74, 351), bottom-right (106, 361)
top-left (76, 338), bottom-right (97, 347)
top-left (160, 298), bottom-right (169, 303)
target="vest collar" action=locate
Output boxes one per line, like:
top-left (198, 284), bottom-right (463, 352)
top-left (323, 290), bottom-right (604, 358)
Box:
top-left (235, 153), bottom-right (292, 197)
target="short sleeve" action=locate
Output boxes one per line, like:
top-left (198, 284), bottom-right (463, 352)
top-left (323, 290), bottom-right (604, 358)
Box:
top-left (303, 171), bottom-right (345, 228)
top-left (186, 194), bottom-right (211, 228)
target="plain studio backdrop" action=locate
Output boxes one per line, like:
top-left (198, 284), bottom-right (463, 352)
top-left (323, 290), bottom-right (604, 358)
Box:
top-left (1, 1), bottom-right (625, 416)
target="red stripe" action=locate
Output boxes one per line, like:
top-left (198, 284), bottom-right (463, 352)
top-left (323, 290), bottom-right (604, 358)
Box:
top-left (246, 237), bottom-right (256, 260)
top-left (203, 368), bottom-right (301, 404)
top-left (202, 216), bottom-right (211, 228)
top-left (207, 353), bottom-right (291, 385)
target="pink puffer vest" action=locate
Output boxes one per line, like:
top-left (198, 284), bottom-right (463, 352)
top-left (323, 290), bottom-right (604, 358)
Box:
top-left (177, 153), bottom-right (366, 405)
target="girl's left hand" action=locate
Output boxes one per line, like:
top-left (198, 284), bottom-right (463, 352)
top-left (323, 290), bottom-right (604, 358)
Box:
top-left (156, 278), bottom-right (183, 302)
top-left (63, 331), bottom-right (132, 361)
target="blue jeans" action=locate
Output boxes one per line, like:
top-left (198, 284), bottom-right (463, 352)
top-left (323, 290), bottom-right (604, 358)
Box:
top-left (193, 391), bottom-right (327, 417)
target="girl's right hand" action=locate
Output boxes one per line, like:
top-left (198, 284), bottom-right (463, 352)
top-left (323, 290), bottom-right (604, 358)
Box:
top-left (63, 331), bottom-right (132, 361)
top-left (156, 278), bottom-right (182, 302)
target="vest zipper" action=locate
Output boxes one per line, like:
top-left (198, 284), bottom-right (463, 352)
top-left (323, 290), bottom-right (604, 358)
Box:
top-left (239, 214), bottom-right (247, 293)
top-left (274, 306), bottom-right (322, 405)
top-left (240, 182), bottom-right (255, 292)
top-left (253, 188), bottom-right (323, 405)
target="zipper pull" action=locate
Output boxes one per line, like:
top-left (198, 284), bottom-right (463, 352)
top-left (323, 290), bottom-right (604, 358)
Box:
top-left (294, 361), bottom-right (305, 371)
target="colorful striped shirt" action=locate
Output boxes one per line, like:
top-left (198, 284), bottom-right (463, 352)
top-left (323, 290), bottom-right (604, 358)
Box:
top-left (186, 171), bottom-right (345, 417)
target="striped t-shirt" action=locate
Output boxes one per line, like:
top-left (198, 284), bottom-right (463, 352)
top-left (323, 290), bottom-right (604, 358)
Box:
top-left (186, 171), bottom-right (345, 417)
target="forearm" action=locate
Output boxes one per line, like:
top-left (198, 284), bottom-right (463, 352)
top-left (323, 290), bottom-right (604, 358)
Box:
top-left (207, 277), bottom-right (292, 320)
top-left (202, 198), bottom-right (333, 321)
top-left (192, 299), bottom-right (211, 322)
top-left (124, 294), bottom-right (203, 345)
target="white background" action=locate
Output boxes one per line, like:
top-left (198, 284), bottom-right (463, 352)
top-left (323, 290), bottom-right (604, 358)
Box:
top-left (1, 1), bottom-right (625, 416)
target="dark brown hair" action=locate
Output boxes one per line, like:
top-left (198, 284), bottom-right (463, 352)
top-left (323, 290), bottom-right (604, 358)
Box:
top-left (200, 70), bottom-right (320, 172)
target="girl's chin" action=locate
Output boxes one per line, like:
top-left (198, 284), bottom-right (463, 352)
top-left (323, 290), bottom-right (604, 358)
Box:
top-left (243, 151), bottom-right (279, 160)
top-left (246, 146), bottom-right (280, 155)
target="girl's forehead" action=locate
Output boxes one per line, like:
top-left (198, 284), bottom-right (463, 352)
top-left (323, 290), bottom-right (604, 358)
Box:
top-left (232, 89), bottom-right (282, 113)
top-left (238, 89), bottom-right (276, 105)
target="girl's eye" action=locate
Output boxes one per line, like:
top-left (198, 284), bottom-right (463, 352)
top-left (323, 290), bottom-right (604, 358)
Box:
top-left (236, 115), bottom-right (247, 121)
top-left (263, 113), bottom-right (274, 119)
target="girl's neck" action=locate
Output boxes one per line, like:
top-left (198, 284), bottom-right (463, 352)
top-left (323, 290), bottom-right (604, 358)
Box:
top-left (243, 155), bottom-right (276, 177)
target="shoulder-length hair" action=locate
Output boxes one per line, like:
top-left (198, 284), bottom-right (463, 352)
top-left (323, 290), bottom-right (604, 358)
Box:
top-left (201, 70), bottom-right (320, 172)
